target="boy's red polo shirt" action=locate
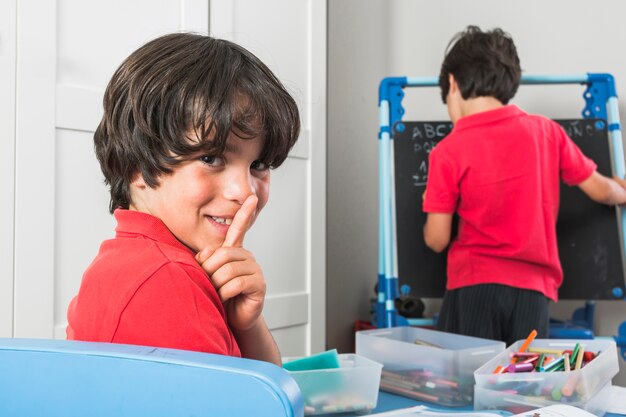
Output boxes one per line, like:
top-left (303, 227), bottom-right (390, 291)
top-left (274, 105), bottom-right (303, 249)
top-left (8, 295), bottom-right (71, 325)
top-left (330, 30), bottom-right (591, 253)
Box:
top-left (423, 105), bottom-right (596, 301)
top-left (67, 209), bottom-right (241, 357)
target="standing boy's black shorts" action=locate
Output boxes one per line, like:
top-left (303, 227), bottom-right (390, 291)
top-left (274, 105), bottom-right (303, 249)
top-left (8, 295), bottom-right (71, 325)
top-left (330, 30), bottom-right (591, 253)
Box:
top-left (436, 283), bottom-right (549, 346)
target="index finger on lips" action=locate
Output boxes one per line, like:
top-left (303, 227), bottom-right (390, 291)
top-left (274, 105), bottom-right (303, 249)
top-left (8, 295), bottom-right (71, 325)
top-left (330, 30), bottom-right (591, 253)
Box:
top-left (223, 195), bottom-right (258, 248)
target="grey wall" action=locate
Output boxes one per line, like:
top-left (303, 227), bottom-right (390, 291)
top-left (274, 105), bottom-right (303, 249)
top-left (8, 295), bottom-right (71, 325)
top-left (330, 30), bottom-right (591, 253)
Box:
top-left (327, 0), bottom-right (390, 353)
top-left (328, 0), bottom-right (626, 384)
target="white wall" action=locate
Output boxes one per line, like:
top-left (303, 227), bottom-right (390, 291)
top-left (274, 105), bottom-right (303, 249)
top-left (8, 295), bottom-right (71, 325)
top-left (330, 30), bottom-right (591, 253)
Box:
top-left (327, 0), bottom-right (390, 354)
top-left (328, 0), bottom-right (626, 384)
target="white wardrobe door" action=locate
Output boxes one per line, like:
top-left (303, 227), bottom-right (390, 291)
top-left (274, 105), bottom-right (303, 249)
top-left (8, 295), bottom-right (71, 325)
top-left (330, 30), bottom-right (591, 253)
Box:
top-left (13, 0), bottom-right (209, 338)
top-left (0, 0), bottom-right (17, 337)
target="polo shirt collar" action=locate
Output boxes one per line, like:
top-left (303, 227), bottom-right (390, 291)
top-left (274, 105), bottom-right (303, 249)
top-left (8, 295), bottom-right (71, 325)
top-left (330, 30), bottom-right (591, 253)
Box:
top-left (114, 209), bottom-right (195, 255)
top-left (453, 104), bottom-right (525, 131)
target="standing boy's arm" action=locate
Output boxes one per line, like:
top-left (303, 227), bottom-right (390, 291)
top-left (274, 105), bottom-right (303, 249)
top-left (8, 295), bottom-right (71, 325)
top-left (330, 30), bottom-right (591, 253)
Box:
top-left (424, 212), bottom-right (454, 253)
top-left (577, 171), bottom-right (626, 205)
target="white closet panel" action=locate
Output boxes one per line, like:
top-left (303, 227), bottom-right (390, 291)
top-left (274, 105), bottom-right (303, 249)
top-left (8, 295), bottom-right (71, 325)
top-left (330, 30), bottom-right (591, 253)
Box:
top-left (14, 0), bottom-right (209, 338)
top-left (14, 0), bottom-right (56, 337)
top-left (0, 0), bottom-right (17, 337)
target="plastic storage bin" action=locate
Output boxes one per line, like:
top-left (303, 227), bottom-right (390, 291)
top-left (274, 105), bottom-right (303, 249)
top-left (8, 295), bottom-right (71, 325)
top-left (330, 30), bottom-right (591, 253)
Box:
top-left (284, 353), bottom-right (382, 415)
top-left (474, 339), bottom-right (619, 406)
top-left (474, 381), bottom-right (612, 416)
top-left (355, 327), bottom-right (505, 407)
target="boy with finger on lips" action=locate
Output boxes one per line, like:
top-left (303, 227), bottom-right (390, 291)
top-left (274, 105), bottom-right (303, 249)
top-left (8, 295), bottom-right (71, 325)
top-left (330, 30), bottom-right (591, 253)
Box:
top-left (66, 33), bottom-right (300, 365)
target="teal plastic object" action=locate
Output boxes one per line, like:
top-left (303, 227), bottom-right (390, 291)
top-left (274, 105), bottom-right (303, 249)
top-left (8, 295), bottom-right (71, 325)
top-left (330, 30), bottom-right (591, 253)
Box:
top-left (0, 338), bottom-right (303, 417)
top-left (283, 349), bottom-right (345, 403)
top-left (282, 349), bottom-right (340, 371)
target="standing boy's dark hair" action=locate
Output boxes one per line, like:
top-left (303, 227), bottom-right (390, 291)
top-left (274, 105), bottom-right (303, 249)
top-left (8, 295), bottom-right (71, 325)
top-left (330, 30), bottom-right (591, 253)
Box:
top-left (95, 33), bottom-right (301, 213)
top-left (438, 25), bottom-right (521, 105)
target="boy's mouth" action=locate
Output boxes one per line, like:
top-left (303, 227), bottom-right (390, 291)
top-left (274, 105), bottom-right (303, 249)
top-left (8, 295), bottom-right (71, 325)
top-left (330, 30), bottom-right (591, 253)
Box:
top-left (210, 216), bottom-right (233, 226)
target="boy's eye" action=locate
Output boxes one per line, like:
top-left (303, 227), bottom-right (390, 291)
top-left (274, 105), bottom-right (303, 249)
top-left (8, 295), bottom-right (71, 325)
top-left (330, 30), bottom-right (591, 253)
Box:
top-left (200, 155), bottom-right (224, 166)
top-left (251, 160), bottom-right (269, 171)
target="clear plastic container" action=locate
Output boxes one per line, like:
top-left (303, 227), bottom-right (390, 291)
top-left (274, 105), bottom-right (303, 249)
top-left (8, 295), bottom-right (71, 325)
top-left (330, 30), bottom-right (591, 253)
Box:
top-left (474, 338), bottom-right (619, 405)
top-left (284, 353), bottom-right (382, 415)
top-left (474, 381), bottom-right (612, 416)
top-left (355, 327), bottom-right (505, 407)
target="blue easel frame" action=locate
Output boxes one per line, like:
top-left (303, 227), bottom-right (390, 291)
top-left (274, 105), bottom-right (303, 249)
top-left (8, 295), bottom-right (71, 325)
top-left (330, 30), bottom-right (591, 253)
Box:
top-left (377, 73), bottom-right (626, 358)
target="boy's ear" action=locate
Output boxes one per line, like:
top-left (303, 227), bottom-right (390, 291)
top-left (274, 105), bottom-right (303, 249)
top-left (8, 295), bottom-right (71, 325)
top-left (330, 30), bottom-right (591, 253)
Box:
top-left (448, 73), bottom-right (458, 94)
top-left (130, 172), bottom-right (148, 189)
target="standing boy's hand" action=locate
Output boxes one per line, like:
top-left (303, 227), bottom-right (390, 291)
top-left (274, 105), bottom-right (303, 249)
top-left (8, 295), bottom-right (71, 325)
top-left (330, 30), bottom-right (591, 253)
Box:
top-left (613, 176), bottom-right (626, 190)
top-left (195, 195), bottom-right (266, 331)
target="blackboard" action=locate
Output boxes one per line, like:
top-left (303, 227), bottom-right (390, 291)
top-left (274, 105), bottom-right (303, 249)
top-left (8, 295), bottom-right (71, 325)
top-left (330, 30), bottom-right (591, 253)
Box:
top-left (393, 118), bottom-right (626, 300)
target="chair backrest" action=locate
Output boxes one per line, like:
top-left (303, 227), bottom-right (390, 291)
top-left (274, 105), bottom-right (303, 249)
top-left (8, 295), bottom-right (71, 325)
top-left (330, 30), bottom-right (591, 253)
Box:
top-left (0, 338), bottom-right (303, 417)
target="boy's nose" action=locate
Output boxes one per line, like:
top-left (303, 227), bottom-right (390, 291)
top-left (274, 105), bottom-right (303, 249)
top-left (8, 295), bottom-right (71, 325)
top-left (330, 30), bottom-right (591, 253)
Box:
top-left (224, 172), bottom-right (255, 204)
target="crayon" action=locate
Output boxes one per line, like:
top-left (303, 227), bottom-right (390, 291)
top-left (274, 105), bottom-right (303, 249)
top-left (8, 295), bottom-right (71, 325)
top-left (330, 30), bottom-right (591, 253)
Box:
top-left (424, 380), bottom-right (458, 391)
top-left (321, 405), bottom-right (344, 413)
top-left (433, 378), bottom-right (458, 388)
top-left (413, 338), bottom-right (443, 349)
top-left (569, 343), bottom-right (581, 367)
top-left (407, 369), bottom-right (434, 378)
top-left (380, 381), bottom-right (440, 403)
top-left (540, 356), bottom-right (564, 372)
top-left (574, 346), bottom-right (585, 370)
top-left (539, 355), bottom-right (554, 371)
top-left (512, 352), bottom-right (541, 358)
top-left (563, 353), bottom-right (570, 372)
top-left (507, 362), bottom-right (534, 373)
top-left (521, 355), bottom-right (539, 364)
top-left (382, 372), bottom-right (459, 395)
top-left (528, 347), bottom-right (564, 356)
top-left (535, 353), bottom-right (545, 371)
top-left (492, 365), bottom-right (504, 374)
top-left (575, 380), bottom-right (589, 398)
top-left (563, 349), bottom-right (596, 363)
top-left (511, 329), bottom-right (537, 364)
top-left (561, 373), bottom-right (579, 397)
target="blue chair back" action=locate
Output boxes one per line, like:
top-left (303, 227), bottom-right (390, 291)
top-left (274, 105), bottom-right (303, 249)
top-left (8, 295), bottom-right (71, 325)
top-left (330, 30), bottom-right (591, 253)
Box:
top-left (0, 338), bottom-right (303, 417)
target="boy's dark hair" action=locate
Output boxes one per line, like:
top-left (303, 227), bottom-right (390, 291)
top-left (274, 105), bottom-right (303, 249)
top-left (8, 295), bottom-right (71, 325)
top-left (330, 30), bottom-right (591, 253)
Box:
top-left (95, 33), bottom-right (301, 213)
top-left (439, 26), bottom-right (521, 105)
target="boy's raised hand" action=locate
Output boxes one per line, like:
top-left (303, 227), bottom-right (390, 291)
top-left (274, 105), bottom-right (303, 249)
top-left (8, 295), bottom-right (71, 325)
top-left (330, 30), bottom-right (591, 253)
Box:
top-left (195, 195), bottom-right (266, 331)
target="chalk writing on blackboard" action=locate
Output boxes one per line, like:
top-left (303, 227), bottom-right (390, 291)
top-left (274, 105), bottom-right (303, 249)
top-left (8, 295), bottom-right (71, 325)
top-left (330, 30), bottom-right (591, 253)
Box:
top-left (410, 122), bottom-right (453, 140)
top-left (412, 160), bottom-right (429, 186)
top-left (402, 122), bottom-right (452, 186)
top-left (559, 119), bottom-right (602, 139)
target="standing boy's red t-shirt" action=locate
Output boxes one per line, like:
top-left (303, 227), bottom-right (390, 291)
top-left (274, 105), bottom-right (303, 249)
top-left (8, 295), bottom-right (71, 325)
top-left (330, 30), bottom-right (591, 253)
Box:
top-left (423, 105), bottom-right (596, 301)
top-left (67, 209), bottom-right (241, 356)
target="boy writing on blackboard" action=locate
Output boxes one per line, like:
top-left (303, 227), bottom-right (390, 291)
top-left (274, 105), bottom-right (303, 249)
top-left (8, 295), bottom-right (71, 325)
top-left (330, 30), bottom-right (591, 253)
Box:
top-left (423, 26), bottom-right (626, 345)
